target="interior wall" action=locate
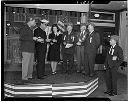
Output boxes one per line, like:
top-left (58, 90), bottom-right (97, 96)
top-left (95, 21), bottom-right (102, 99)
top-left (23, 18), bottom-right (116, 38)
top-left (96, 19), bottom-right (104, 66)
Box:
top-left (118, 11), bottom-right (128, 75)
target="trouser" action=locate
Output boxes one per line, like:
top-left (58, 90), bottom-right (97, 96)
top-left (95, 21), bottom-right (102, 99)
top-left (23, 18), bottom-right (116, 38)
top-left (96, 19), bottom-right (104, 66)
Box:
top-left (84, 52), bottom-right (96, 75)
top-left (63, 53), bottom-right (74, 72)
top-left (22, 52), bottom-right (34, 80)
top-left (105, 67), bottom-right (118, 94)
top-left (36, 49), bottom-right (46, 78)
top-left (76, 46), bottom-right (84, 71)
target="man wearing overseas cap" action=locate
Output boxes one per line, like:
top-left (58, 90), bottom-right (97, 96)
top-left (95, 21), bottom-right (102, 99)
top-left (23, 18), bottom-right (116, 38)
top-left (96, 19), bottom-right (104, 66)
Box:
top-left (104, 35), bottom-right (124, 96)
top-left (33, 19), bottom-right (49, 79)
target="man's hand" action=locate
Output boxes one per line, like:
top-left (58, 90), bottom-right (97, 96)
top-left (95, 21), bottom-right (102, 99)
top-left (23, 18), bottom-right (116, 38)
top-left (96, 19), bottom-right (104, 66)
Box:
top-left (76, 42), bottom-right (81, 45)
top-left (112, 56), bottom-right (117, 61)
top-left (103, 65), bottom-right (106, 70)
top-left (53, 39), bottom-right (57, 42)
top-left (50, 42), bottom-right (54, 45)
top-left (63, 42), bottom-right (66, 45)
top-left (65, 44), bottom-right (73, 48)
top-left (33, 37), bottom-right (38, 41)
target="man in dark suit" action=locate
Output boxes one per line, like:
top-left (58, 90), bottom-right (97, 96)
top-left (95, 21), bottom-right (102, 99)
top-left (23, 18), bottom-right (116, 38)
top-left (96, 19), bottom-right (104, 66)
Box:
top-left (62, 23), bottom-right (75, 74)
top-left (104, 35), bottom-right (124, 96)
top-left (83, 22), bottom-right (100, 77)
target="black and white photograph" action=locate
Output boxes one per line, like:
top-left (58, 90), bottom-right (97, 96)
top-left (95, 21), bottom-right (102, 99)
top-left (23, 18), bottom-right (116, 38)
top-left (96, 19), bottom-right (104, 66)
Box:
top-left (2, 0), bottom-right (128, 101)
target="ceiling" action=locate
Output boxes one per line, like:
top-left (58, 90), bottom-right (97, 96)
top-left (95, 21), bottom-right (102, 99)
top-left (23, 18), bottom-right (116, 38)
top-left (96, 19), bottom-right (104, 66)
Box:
top-left (91, 1), bottom-right (127, 10)
top-left (5, 1), bottom-right (127, 12)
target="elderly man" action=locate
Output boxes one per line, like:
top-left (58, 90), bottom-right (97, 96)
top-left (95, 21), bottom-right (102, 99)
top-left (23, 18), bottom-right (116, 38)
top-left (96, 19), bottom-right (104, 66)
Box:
top-left (62, 23), bottom-right (75, 74)
top-left (84, 22), bottom-right (100, 77)
top-left (75, 24), bottom-right (88, 73)
top-left (20, 16), bottom-right (36, 80)
top-left (33, 19), bottom-right (49, 79)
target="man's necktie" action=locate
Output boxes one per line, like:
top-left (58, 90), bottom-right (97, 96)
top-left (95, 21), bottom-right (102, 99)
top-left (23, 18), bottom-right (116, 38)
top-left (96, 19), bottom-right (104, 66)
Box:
top-left (109, 46), bottom-right (113, 55)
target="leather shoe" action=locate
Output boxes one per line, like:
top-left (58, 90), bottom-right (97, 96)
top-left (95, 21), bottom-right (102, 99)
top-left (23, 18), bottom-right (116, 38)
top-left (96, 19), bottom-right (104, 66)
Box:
top-left (112, 92), bottom-right (117, 96)
top-left (28, 78), bottom-right (34, 80)
top-left (37, 77), bottom-right (44, 80)
top-left (109, 93), bottom-right (114, 96)
top-left (104, 91), bottom-right (111, 94)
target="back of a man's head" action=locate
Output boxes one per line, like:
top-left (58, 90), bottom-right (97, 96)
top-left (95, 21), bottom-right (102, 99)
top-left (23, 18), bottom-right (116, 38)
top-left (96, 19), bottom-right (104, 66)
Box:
top-left (26, 15), bottom-right (35, 23)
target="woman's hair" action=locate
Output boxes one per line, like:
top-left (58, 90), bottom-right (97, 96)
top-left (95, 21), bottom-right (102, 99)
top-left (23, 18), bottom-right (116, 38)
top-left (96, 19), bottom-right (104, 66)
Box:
top-left (51, 24), bottom-right (60, 33)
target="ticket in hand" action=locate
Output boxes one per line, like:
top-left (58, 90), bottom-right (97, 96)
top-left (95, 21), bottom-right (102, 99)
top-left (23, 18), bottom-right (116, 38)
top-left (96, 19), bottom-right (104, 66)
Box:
top-left (65, 44), bottom-right (72, 48)
top-left (112, 56), bottom-right (117, 61)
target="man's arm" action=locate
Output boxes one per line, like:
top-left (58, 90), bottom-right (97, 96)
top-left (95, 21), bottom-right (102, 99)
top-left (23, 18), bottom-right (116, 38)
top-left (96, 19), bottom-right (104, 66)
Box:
top-left (117, 46), bottom-right (124, 67)
top-left (95, 32), bottom-right (101, 49)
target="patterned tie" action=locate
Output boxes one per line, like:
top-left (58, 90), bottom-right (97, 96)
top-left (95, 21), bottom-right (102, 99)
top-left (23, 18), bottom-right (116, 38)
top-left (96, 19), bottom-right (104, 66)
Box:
top-left (109, 46), bottom-right (113, 55)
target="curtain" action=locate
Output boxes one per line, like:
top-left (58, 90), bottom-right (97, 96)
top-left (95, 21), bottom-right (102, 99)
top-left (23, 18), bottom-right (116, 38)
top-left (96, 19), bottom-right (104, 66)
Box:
top-left (119, 11), bottom-right (128, 62)
top-left (119, 11), bottom-right (128, 94)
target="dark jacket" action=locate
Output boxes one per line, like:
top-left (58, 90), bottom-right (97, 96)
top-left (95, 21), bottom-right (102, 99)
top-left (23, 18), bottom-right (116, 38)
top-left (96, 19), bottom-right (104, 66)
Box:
top-left (84, 31), bottom-right (100, 55)
top-left (104, 44), bottom-right (124, 69)
top-left (34, 27), bottom-right (47, 51)
top-left (62, 31), bottom-right (75, 55)
top-left (19, 24), bottom-right (35, 53)
top-left (75, 31), bottom-right (88, 46)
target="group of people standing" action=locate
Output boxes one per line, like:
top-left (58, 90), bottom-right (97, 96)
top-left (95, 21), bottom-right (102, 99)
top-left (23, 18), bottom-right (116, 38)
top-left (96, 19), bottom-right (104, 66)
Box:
top-left (20, 15), bottom-right (100, 80)
top-left (20, 15), bottom-right (124, 96)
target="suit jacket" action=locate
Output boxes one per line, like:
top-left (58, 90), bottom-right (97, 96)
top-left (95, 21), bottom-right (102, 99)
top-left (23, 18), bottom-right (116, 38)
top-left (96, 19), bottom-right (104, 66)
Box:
top-left (75, 31), bottom-right (88, 46)
top-left (62, 31), bottom-right (75, 55)
top-left (34, 27), bottom-right (47, 51)
top-left (84, 31), bottom-right (100, 55)
top-left (104, 44), bottom-right (124, 69)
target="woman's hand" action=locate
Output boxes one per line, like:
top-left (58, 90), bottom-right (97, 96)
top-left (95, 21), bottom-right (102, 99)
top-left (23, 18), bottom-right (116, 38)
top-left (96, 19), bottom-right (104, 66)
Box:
top-left (37, 38), bottom-right (44, 43)
top-left (46, 39), bottom-right (51, 42)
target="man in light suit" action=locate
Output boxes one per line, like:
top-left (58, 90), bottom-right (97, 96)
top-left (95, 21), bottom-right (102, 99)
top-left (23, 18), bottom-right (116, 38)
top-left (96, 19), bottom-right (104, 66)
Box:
top-left (75, 24), bottom-right (87, 73)
top-left (84, 22), bottom-right (100, 77)
top-left (104, 35), bottom-right (124, 96)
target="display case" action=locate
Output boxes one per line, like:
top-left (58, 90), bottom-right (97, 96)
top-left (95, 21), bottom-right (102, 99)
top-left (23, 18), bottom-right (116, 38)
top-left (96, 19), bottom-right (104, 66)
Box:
top-left (90, 11), bottom-right (115, 22)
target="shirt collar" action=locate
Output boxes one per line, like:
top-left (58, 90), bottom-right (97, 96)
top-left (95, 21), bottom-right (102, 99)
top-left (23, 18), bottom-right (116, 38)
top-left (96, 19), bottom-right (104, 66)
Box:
top-left (90, 30), bottom-right (94, 35)
top-left (112, 44), bottom-right (116, 48)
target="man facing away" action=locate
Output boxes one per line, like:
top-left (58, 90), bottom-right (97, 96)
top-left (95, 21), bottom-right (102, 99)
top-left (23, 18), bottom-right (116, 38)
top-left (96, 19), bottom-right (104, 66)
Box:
top-left (20, 16), bottom-right (36, 80)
